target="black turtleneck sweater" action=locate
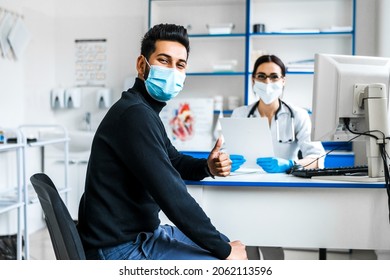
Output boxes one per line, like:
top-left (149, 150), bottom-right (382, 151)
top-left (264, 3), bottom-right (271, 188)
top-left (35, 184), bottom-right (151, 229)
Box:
top-left (77, 78), bottom-right (231, 259)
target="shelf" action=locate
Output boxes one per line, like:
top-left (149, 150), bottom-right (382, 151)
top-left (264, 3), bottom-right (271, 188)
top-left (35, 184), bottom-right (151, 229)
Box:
top-left (149, 0), bottom-right (355, 110)
top-left (149, 0), bottom-right (246, 36)
top-left (0, 201), bottom-right (24, 214)
top-left (187, 71), bottom-right (246, 76)
top-left (0, 143), bottom-right (24, 151)
top-left (151, 0), bottom-right (245, 3)
top-left (0, 127), bottom-right (24, 260)
top-left (214, 110), bottom-right (233, 115)
top-left (248, 71), bottom-right (314, 75)
top-left (250, 31), bottom-right (354, 37)
top-left (1, 126), bottom-right (72, 259)
top-left (286, 71), bottom-right (314, 75)
top-left (27, 137), bottom-right (70, 147)
top-left (189, 33), bottom-right (246, 38)
top-left (18, 124), bottom-right (70, 260)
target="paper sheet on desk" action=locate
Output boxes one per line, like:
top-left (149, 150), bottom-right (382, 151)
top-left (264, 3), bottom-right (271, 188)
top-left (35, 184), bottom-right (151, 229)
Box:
top-left (229, 168), bottom-right (264, 176)
top-left (220, 117), bottom-right (274, 170)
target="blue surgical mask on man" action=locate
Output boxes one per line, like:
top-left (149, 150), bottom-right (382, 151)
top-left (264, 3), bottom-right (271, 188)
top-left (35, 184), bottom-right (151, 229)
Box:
top-left (144, 58), bottom-right (186, 102)
top-left (253, 81), bottom-right (283, 104)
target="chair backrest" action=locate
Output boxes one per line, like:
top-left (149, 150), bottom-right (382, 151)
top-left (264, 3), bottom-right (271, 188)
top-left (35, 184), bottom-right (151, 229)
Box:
top-left (30, 173), bottom-right (86, 260)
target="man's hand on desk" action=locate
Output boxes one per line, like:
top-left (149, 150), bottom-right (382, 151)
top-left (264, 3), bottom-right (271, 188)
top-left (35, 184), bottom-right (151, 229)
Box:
top-left (226, 240), bottom-right (248, 260)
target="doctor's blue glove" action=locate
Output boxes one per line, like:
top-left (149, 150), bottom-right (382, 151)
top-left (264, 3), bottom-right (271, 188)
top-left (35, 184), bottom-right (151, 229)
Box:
top-left (230, 154), bottom-right (246, 172)
top-left (256, 157), bottom-right (294, 173)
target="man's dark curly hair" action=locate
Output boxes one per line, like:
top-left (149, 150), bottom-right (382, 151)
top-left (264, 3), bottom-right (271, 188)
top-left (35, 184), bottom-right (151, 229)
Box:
top-left (141, 23), bottom-right (190, 60)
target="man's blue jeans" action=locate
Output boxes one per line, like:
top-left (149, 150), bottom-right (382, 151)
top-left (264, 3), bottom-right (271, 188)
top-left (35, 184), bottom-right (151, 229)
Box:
top-left (92, 224), bottom-right (229, 260)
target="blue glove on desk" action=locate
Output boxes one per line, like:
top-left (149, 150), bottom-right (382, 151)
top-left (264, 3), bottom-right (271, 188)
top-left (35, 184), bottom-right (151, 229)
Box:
top-left (230, 154), bottom-right (246, 172)
top-left (256, 157), bottom-right (294, 173)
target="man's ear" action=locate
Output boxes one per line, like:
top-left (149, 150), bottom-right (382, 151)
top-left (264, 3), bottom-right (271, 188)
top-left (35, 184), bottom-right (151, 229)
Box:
top-left (136, 55), bottom-right (146, 79)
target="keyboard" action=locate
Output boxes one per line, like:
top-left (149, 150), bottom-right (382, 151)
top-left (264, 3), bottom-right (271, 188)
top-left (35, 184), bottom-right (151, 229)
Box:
top-left (290, 165), bottom-right (368, 178)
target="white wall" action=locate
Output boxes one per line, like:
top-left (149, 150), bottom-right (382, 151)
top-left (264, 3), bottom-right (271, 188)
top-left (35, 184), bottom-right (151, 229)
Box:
top-left (1, 0), bottom-right (148, 130)
top-left (22, 6), bottom-right (57, 125)
top-left (355, 0), bottom-right (378, 56)
top-left (377, 0), bottom-right (390, 57)
top-left (50, 0), bottom-right (148, 130)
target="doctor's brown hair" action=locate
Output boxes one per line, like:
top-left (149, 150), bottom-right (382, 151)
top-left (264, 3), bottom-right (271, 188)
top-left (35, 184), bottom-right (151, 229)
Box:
top-left (252, 55), bottom-right (286, 78)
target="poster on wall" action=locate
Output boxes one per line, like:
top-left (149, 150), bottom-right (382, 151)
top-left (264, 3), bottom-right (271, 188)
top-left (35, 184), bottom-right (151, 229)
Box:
top-left (160, 98), bottom-right (214, 151)
top-left (74, 39), bottom-right (107, 86)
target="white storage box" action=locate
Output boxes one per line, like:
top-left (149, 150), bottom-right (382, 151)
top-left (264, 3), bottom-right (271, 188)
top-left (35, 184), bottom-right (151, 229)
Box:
top-left (212, 60), bottom-right (238, 72)
top-left (206, 23), bottom-right (234, 34)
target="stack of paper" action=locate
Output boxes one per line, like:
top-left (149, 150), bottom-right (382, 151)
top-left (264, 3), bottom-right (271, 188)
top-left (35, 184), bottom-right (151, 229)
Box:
top-left (279, 28), bottom-right (320, 33)
top-left (320, 26), bottom-right (353, 32)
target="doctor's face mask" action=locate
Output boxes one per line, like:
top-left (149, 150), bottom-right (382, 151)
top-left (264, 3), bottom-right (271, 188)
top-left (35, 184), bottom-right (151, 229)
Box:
top-left (253, 81), bottom-right (283, 105)
top-left (144, 58), bottom-right (186, 102)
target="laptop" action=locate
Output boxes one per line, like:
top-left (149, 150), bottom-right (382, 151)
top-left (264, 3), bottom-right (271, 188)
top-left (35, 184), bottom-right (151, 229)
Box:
top-left (219, 117), bottom-right (274, 172)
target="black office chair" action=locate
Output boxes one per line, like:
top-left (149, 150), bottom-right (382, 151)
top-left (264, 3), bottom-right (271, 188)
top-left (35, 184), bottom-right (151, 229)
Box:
top-left (30, 173), bottom-right (86, 260)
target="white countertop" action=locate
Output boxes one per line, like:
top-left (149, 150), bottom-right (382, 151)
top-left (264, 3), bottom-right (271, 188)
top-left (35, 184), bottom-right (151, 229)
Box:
top-left (186, 171), bottom-right (386, 189)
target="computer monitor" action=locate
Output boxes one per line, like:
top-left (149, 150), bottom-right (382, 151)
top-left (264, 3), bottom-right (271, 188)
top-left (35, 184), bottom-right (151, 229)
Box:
top-left (311, 53), bottom-right (390, 180)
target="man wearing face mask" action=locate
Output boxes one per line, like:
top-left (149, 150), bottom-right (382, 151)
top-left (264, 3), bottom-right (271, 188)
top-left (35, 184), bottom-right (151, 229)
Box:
top-left (77, 23), bottom-right (247, 260)
top-left (229, 54), bottom-right (325, 260)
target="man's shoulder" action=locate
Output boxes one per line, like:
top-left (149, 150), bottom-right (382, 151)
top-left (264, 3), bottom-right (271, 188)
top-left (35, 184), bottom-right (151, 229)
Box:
top-left (99, 94), bottom-right (154, 134)
top-left (117, 91), bottom-right (154, 115)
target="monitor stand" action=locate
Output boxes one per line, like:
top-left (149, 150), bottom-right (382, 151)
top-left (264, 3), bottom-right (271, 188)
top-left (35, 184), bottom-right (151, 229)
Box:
top-left (324, 84), bottom-right (388, 184)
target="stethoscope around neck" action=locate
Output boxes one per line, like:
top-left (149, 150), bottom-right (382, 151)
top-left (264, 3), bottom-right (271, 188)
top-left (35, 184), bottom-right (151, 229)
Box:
top-left (247, 99), bottom-right (296, 143)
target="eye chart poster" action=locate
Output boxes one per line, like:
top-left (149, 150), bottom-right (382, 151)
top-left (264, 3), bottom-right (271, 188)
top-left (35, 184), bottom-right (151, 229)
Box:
top-left (74, 39), bottom-right (107, 86)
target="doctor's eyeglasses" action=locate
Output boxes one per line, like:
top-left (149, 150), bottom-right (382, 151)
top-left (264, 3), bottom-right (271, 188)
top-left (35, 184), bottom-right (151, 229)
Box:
top-left (254, 73), bottom-right (283, 83)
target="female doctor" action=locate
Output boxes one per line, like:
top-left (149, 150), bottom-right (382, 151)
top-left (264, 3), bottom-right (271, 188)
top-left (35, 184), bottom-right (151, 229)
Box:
top-left (231, 54), bottom-right (325, 173)
top-left (230, 54), bottom-right (325, 260)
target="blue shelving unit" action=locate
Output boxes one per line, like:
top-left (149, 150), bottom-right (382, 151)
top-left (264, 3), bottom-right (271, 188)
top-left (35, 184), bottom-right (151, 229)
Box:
top-left (148, 0), bottom-right (356, 108)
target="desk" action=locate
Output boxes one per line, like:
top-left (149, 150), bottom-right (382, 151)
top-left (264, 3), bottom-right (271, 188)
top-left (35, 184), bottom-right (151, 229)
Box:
top-left (181, 173), bottom-right (390, 252)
